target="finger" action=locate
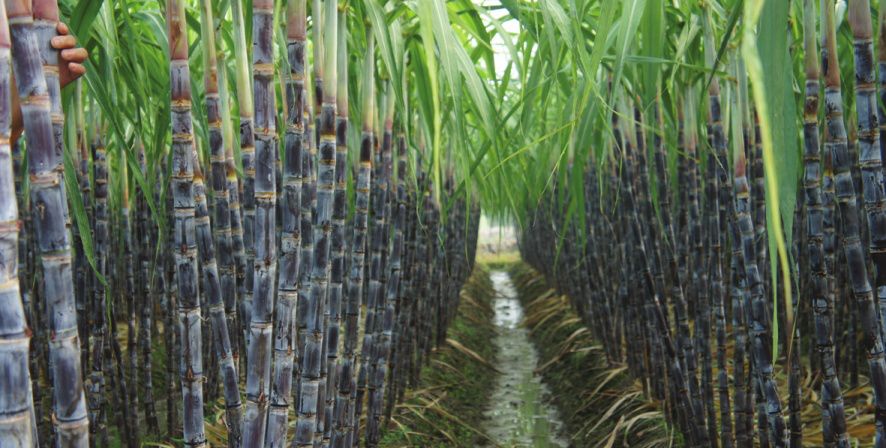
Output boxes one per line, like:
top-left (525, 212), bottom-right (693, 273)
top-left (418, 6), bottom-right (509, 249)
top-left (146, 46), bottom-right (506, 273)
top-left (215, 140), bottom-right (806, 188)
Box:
top-left (61, 48), bottom-right (88, 63)
top-left (56, 22), bottom-right (69, 35)
top-left (51, 35), bottom-right (76, 50)
top-left (67, 63), bottom-right (86, 77)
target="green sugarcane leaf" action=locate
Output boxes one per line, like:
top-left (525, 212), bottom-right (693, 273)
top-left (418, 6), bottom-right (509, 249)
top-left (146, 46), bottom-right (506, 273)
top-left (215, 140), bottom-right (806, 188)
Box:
top-left (743, 0), bottom-right (797, 364)
top-left (639, 0), bottom-right (664, 105)
top-left (612, 0), bottom-right (646, 100)
top-left (704, 0), bottom-right (743, 93)
top-left (415, 0), bottom-right (442, 208)
top-left (69, 0), bottom-right (105, 44)
top-left (64, 139), bottom-right (107, 288)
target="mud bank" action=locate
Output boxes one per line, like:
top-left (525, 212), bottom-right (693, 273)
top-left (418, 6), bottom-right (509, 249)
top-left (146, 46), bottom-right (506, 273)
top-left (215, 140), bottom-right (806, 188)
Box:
top-left (509, 262), bottom-right (674, 447)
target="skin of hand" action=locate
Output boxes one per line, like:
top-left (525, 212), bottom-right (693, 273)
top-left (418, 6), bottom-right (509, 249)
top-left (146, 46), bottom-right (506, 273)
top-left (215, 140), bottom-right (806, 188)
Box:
top-left (10, 21), bottom-right (88, 143)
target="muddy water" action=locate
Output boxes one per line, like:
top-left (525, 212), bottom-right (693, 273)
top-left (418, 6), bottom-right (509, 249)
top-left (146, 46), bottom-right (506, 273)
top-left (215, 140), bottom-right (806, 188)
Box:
top-left (483, 271), bottom-right (568, 448)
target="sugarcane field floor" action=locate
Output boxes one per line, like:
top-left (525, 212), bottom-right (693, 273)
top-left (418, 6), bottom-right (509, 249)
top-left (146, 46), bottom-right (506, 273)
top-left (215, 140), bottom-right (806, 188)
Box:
top-left (69, 252), bottom-right (886, 447)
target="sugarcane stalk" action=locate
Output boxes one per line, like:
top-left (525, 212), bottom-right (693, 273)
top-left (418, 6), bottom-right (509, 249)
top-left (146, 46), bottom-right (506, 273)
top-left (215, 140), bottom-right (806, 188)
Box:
top-left (295, 2), bottom-right (337, 445)
top-left (241, 0), bottom-right (279, 444)
top-left (88, 132), bottom-right (108, 444)
top-left (823, 2), bottom-right (886, 446)
top-left (120, 155), bottom-right (140, 444)
top-left (72, 79), bottom-right (90, 391)
top-left (365, 81), bottom-right (395, 447)
top-left (192, 153), bottom-right (244, 447)
top-left (324, 8), bottom-right (348, 445)
top-left (383, 133), bottom-right (408, 426)
top-left (231, 0), bottom-right (256, 354)
top-left (264, 0), bottom-right (305, 445)
top-left (802, 2), bottom-right (850, 444)
top-left (618, 108), bottom-right (698, 445)
top-left (0, 1), bottom-right (35, 443)
top-left (167, 0), bottom-right (206, 444)
top-left (8, 0), bottom-right (90, 444)
top-left (337, 31), bottom-right (373, 448)
top-left (329, 13), bottom-right (354, 445)
top-left (369, 124), bottom-right (403, 448)
top-left (203, 0), bottom-right (240, 385)
top-left (163, 180), bottom-right (180, 439)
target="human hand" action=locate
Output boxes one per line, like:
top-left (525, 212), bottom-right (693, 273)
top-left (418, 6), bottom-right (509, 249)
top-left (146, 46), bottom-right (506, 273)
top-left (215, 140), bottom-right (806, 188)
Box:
top-left (9, 22), bottom-right (88, 144)
top-left (52, 22), bottom-right (87, 88)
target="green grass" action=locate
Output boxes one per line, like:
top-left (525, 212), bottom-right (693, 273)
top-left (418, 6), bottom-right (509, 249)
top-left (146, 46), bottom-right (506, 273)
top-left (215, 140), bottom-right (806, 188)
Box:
top-left (475, 249), bottom-right (521, 270)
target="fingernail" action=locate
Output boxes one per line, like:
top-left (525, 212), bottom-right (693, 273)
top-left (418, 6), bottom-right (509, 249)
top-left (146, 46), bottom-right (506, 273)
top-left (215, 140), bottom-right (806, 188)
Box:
top-left (51, 37), bottom-right (60, 45)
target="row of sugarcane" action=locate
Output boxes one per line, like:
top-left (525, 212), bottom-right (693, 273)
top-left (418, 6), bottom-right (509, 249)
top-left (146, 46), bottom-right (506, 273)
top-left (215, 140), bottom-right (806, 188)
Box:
top-left (0, 0), bottom-right (481, 447)
top-left (520, 1), bottom-right (886, 447)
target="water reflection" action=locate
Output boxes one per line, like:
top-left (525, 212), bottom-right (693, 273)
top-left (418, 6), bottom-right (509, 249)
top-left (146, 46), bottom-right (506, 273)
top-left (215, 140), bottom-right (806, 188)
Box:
top-left (483, 271), bottom-right (569, 448)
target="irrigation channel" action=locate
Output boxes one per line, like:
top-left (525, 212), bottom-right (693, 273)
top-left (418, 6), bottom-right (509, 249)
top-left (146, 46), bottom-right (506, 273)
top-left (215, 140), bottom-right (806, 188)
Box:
top-left (482, 271), bottom-right (568, 448)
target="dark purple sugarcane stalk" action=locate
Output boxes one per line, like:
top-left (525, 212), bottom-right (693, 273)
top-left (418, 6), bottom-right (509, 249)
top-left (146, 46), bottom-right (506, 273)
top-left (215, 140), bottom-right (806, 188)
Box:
top-left (367, 84), bottom-right (399, 447)
top-left (120, 157), bottom-right (139, 443)
top-left (88, 133), bottom-right (108, 444)
top-left (241, 0), bottom-right (278, 443)
top-left (618, 108), bottom-right (698, 445)
top-left (788, 204), bottom-right (802, 448)
top-left (8, 0), bottom-right (89, 444)
top-left (230, 0), bottom-right (256, 355)
top-left (196, 7), bottom-right (243, 445)
top-left (294, 1), bottom-right (319, 417)
top-left (163, 180), bottom-right (180, 439)
top-left (0, 1), bottom-right (36, 443)
top-left (192, 154), bottom-right (243, 447)
top-left (203, 0), bottom-right (240, 386)
top-left (650, 97), bottom-right (706, 442)
top-left (296, 2), bottom-right (336, 444)
top-left (73, 80), bottom-right (90, 387)
top-left (752, 123), bottom-right (767, 295)
top-left (264, 1), bottom-right (305, 446)
top-left (730, 218), bottom-right (752, 448)
top-left (294, 62), bottom-right (316, 430)
top-left (805, 2), bottom-right (849, 444)
top-left (730, 80), bottom-right (789, 448)
top-left (820, 0), bottom-right (840, 435)
top-left (356, 85), bottom-right (390, 445)
top-left (108, 293), bottom-right (135, 448)
top-left (627, 108), bottom-right (662, 401)
top-left (384, 133), bottom-right (410, 424)
top-left (166, 0), bottom-right (206, 444)
top-left (324, 9), bottom-right (348, 446)
top-left (407, 172), bottom-right (428, 389)
top-left (847, 0), bottom-right (886, 366)
top-left (141, 155), bottom-right (161, 433)
top-left (337, 33), bottom-right (374, 448)
top-left (879, 1), bottom-right (886, 169)
top-left (226, 145), bottom-right (246, 368)
top-left (824, 2), bottom-right (886, 445)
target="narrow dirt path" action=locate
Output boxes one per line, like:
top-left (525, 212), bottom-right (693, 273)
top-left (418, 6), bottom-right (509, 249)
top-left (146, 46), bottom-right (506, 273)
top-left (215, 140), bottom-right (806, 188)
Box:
top-left (482, 271), bottom-right (568, 447)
